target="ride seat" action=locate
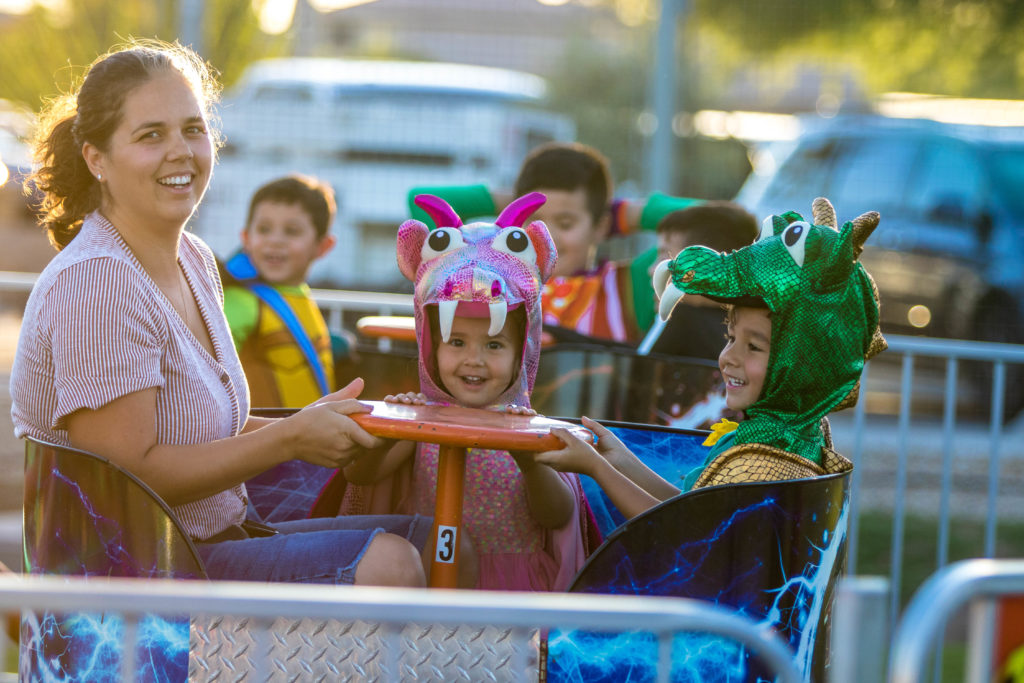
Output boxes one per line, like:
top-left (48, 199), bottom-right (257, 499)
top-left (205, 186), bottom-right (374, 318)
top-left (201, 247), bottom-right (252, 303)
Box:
top-left (22, 437), bottom-right (204, 681)
top-left (548, 423), bottom-right (852, 682)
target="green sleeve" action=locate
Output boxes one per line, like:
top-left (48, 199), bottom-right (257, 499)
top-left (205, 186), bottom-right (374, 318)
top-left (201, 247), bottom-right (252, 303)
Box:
top-left (222, 286), bottom-right (260, 352)
top-left (406, 184), bottom-right (497, 229)
top-left (629, 246), bottom-right (659, 334)
top-left (639, 192), bottom-right (702, 232)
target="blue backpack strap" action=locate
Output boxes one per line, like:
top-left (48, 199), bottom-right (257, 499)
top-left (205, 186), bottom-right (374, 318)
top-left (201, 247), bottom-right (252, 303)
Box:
top-left (226, 253), bottom-right (330, 396)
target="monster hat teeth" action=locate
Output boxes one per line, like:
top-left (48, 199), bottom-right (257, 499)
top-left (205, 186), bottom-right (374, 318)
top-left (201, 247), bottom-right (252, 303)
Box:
top-left (488, 301), bottom-right (507, 337)
top-left (438, 300), bottom-right (458, 343)
top-left (652, 259), bottom-right (672, 298)
top-left (658, 282), bottom-right (686, 321)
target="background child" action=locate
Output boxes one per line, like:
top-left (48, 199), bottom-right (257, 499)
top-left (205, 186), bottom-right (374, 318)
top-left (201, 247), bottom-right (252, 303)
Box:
top-left (533, 198), bottom-right (887, 520)
top-left (344, 193), bottom-right (591, 591)
top-left (643, 201), bottom-right (758, 360)
top-left (222, 174), bottom-right (339, 408)
top-left (408, 142), bottom-right (696, 343)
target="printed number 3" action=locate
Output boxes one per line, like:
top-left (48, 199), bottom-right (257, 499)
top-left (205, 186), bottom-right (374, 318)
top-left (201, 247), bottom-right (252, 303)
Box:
top-left (435, 525), bottom-right (457, 563)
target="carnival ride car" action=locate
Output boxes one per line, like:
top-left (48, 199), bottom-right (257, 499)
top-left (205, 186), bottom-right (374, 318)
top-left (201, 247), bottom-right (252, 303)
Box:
top-left (20, 332), bottom-right (850, 681)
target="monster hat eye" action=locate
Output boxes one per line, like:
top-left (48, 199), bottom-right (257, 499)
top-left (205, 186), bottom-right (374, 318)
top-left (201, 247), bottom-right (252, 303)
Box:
top-left (492, 227), bottom-right (537, 266)
top-left (421, 227), bottom-right (466, 261)
top-left (782, 221), bottom-right (810, 267)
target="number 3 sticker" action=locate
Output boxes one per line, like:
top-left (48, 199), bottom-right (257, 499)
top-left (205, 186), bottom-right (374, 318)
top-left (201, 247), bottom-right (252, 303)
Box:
top-left (435, 525), bottom-right (457, 563)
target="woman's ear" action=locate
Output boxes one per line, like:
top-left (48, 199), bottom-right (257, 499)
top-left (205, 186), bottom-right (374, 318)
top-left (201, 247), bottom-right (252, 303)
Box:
top-left (81, 142), bottom-right (104, 180)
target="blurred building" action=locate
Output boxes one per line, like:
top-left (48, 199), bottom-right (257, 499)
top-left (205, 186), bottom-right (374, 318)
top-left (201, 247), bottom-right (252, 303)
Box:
top-left (300, 0), bottom-right (628, 77)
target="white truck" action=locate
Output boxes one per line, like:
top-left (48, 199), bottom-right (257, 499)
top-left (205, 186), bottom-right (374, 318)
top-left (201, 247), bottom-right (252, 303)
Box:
top-left (191, 57), bottom-right (574, 289)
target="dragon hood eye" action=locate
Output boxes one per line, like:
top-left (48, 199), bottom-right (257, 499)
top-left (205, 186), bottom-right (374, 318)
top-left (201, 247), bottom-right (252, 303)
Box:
top-left (492, 227), bottom-right (537, 266)
top-left (782, 221), bottom-right (810, 267)
top-left (422, 227), bottom-right (466, 261)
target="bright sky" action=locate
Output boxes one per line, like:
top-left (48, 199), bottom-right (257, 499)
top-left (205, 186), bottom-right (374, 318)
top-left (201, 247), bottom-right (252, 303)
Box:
top-left (0, 0), bottom-right (381, 21)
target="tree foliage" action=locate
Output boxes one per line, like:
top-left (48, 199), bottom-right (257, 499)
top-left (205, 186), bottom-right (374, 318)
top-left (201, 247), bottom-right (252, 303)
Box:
top-left (0, 0), bottom-right (288, 112)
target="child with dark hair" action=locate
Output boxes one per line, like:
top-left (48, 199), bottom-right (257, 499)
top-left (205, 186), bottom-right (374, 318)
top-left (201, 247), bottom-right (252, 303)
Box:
top-left (222, 174), bottom-right (339, 408)
top-left (644, 201), bottom-right (759, 360)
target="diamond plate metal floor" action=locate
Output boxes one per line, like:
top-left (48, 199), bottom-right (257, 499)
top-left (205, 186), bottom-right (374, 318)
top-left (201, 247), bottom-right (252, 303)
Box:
top-left (190, 616), bottom-right (540, 681)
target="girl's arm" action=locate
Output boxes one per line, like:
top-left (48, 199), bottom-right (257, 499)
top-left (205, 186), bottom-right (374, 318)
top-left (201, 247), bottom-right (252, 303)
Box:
top-left (534, 427), bottom-right (664, 520)
top-left (65, 382), bottom-right (383, 508)
top-left (510, 453), bottom-right (575, 529)
top-left (343, 439), bottom-right (416, 485)
top-left (582, 416), bottom-right (681, 501)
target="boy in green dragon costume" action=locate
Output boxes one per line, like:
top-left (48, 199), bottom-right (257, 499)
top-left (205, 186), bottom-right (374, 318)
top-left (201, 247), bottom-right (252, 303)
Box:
top-left (535, 197), bottom-right (887, 519)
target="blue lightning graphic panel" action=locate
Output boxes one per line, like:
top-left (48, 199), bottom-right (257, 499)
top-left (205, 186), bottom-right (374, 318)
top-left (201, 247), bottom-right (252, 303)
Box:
top-left (22, 440), bottom-right (205, 682)
top-left (548, 426), bottom-right (850, 682)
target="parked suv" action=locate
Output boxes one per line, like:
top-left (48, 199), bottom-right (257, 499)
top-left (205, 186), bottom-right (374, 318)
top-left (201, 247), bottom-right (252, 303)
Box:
top-left (735, 115), bottom-right (1024, 413)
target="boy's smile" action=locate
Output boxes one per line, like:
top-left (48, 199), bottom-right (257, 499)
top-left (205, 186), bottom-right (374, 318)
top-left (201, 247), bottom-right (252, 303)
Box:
top-left (436, 315), bottom-right (519, 409)
top-left (241, 200), bottom-right (334, 286)
top-left (719, 306), bottom-right (772, 412)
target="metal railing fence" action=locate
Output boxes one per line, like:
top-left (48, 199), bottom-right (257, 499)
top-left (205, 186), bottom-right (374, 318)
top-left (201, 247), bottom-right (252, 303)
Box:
top-left (832, 560), bottom-right (1024, 683)
top-left (0, 574), bottom-right (803, 683)
top-left (847, 335), bottom-right (1024, 630)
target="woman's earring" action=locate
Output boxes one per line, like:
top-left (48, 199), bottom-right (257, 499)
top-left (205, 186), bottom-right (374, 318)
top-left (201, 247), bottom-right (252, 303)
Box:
top-left (96, 174), bottom-right (102, 181)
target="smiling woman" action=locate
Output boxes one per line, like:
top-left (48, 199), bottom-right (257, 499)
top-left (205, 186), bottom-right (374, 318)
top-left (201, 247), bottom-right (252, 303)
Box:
top-left (11, 39), bottom-right (433, 588)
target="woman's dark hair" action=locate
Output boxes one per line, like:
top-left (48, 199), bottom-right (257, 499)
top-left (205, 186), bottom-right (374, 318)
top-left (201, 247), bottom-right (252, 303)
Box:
top-left (28, 39), bottom-right (221, 250)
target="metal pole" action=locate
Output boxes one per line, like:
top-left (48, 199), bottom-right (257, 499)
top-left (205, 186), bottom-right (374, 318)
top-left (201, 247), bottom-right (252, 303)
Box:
top-left (645, 0), bottom-right (684, 194)
top-left (830, 577), bottom-right (889, 683)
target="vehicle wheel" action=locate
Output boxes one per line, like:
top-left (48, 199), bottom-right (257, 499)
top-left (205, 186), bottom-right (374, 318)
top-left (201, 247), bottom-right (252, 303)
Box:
top-left (967, 298), bottom-right (1024, 421)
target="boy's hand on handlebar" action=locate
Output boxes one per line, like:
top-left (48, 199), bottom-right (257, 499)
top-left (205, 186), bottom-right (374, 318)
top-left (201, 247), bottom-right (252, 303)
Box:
top-left (534, 427), bottom-right (606, 478)
top-left (384, 391), bottom-right (428, 405)
top-left (581, 416), bottom-right (633, 471)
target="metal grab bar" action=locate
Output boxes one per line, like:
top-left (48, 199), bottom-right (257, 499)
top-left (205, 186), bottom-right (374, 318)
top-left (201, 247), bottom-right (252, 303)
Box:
top-left (888, 559), bottom-right (1024, 683)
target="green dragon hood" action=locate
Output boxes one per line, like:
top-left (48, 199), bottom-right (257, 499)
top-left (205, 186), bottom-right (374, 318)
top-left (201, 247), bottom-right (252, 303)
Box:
top-left (653, 197), bottom-right (887, 461)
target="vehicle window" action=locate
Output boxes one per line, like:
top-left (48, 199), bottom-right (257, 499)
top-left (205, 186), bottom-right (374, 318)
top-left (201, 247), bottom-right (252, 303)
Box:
top-left (909, 141), bottom-right (985, 218)
top-left (985, 146), bottom-right (1024, 216)
top-left (763, 138), bottom-right (836, 208)
top-left (252, 84), bottom-right (314, 103)
top-left (825, 137), bottom-right (920, 215)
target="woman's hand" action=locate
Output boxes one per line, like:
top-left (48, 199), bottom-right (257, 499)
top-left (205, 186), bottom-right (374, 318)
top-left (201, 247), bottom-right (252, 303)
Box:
top-left (384, 391), bottom-right (428, 405)
top-left (310, 377), bottom-right (369, 406)
top-left (283, 398), bottom-right (383, 469)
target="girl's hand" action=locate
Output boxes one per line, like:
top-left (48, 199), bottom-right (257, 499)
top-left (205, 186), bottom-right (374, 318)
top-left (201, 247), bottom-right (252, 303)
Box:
top-left (502, 403), bottom-right (537, 416)
top-left (534, 427), bottom-right (607, 478)
top-left (384, 391), bottom-right (428, 405)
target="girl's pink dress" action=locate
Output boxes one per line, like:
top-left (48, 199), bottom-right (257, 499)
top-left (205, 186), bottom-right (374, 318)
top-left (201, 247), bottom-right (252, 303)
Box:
top-left (412, 443), bottom-right (587, 592)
